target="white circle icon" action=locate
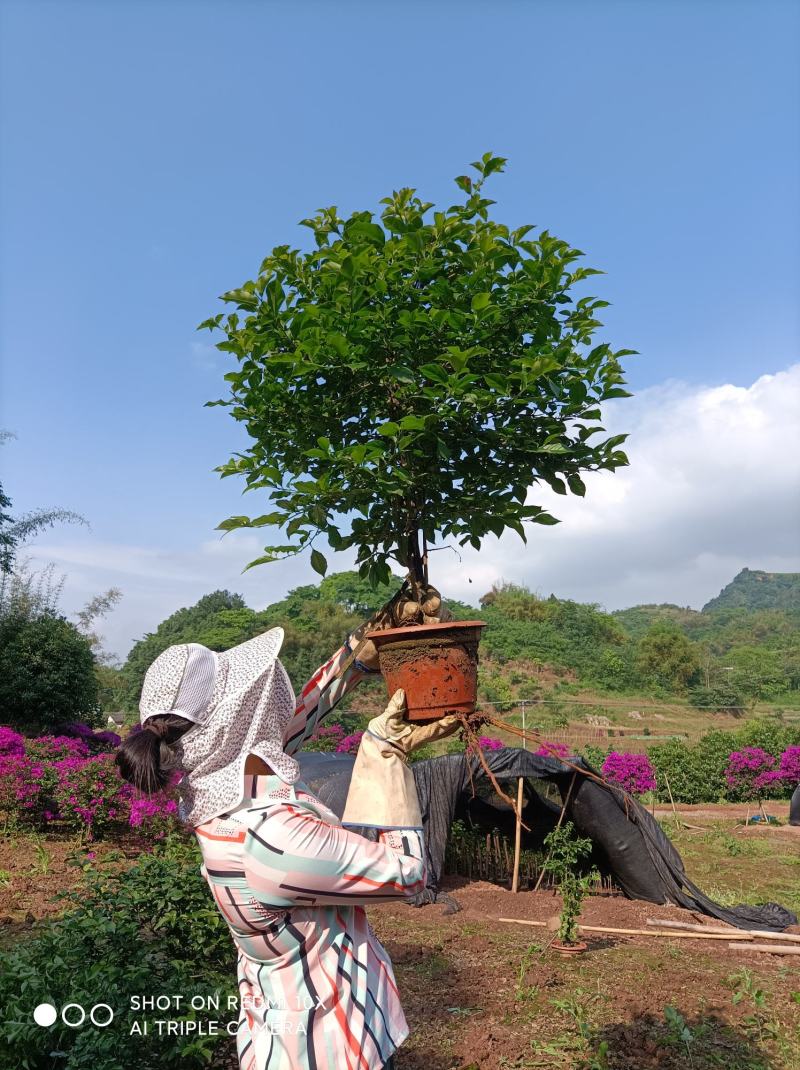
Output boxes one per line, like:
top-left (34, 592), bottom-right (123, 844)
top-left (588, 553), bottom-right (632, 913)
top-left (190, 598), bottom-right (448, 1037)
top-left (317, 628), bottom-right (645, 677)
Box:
top-left (33, 1003), bottom-right (57, 1027)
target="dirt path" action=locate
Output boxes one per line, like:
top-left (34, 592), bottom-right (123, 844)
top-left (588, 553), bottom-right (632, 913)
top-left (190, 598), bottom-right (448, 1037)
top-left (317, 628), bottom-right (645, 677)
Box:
top-left (371, 880), bottom-right (800, 1069)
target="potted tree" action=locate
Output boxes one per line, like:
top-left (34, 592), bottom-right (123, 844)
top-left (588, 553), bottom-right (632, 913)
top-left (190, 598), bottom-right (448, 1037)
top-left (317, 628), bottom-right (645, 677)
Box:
top-left (201, 154), bottom-right (633, 720)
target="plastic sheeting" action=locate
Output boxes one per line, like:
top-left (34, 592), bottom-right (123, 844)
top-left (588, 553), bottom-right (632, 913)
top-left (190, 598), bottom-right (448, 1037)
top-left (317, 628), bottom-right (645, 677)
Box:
top-left (297, 749), bottom-right (797, 933)
top-left (790, 784), bottom-right (800, 827)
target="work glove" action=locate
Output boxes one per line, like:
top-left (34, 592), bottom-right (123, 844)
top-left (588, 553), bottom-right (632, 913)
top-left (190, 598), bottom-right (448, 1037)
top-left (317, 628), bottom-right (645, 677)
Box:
top-left (341, 689), bottom-right (460, 829)
top-left (347, 584), bottom-right (453, 673)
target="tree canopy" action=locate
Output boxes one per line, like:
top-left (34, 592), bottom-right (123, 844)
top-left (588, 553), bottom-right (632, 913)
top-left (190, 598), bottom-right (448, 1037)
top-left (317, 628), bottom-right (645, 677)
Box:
top-left (203, 154), bottom-right (633, 586)
top-left (0, 614), bottom-right (100, 731)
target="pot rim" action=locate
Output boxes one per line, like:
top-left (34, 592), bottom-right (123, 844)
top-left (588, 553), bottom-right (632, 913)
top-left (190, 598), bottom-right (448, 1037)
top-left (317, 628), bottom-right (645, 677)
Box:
top-left (365, 620), bottom-right (486, 642)
top-left (550, 940), bottom-right (588, 953)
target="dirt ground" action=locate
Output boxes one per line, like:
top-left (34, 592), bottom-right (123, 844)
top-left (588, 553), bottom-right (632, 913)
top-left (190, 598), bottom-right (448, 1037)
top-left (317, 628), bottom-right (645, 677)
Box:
top-left (2, 812), bottom-right (799, 1068)
top-left (372, 877), bottom-right (800, 1070)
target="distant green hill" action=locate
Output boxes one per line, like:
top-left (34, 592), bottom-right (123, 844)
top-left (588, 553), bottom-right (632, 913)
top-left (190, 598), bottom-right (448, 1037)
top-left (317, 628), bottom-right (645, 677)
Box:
top-left (702, 568), bottom-right (800, 613)
top-left (611, 603), bottom-right (704, 641)
top-left (119, 569), bottom-right (800, 714)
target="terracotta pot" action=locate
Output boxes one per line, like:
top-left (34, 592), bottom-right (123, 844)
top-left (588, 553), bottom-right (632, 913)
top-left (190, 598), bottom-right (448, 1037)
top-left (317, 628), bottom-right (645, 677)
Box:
top-left (366, 621), bottom-right (486, 722)
top-left (550, 940), bottom-right (588, 956)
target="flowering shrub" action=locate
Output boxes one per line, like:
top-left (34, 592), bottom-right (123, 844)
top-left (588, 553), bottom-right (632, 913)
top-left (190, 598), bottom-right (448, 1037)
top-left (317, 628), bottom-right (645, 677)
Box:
top-left (464, 735), bottom-right (505, 760)
top-left (0, 753), bottom-right (59, 827)
top-left (129, 795), bottom-right (179, 838)
top-left (601, 751), bottom-right (656, 795)
top-left (25, 735), bottom-right (90, 761)
top-left (336, 730), bottom-right (364, 755)
top-left (0, 726), bottom-right (181, 839)
top-left (60, 722), bottom-right (122, 750)
top-left (535, 740), bottom-right (570, 759)
top-left (724, 748), bottom-right (776, 801)
top-left (303, 723), bottom-right (346, 752)
top-left (52, 754), bottom-right (132, 839)
top-left (0, 727), bottom-right (25, 757)
top-left (776, 746), bottom-right (800, 784)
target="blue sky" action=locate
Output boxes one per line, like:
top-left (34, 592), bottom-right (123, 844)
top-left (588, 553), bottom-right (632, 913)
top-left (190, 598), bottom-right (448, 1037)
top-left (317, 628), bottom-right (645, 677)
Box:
top-left (1, 0), bottom-right (798, 657)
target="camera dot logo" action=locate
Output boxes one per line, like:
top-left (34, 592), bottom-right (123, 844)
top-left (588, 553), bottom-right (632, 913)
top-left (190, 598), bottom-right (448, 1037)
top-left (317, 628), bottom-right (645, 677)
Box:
top-left (33, 1003), bottom-right (57, 1027)
top-left (32, 1002), bottom-right (114, 1028)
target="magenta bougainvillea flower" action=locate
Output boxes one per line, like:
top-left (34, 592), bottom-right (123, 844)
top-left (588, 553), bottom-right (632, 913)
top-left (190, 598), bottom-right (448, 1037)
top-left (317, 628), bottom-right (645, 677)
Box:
top-left (0, 727), bottom-right (25, 757)
top-left (336, 731), bottom-right (365, 755)
top-left (776, 746), bottom-right (800, 784)
top-left (534, 740), bottom-right (571, 759)
top-left (602, 751), bottom-right (657, 795)
top-left (725, 747), bottom-right (776, 797)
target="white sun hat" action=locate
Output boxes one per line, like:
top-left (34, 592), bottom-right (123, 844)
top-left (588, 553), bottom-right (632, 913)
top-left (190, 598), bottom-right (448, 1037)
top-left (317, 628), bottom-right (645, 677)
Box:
top-left (138, 628), bottom-right (299, 825)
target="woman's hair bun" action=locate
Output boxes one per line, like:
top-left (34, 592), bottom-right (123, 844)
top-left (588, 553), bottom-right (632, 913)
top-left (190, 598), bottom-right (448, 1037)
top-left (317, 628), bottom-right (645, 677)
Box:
top-left (115, 714), bottom-right (193, 794)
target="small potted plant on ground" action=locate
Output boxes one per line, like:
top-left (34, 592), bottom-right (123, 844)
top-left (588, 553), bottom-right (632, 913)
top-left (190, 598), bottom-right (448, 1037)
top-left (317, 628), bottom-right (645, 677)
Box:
top-left (202, 154), bottom-right (633, 721)
top-left (542, 821), bottom-right (598, 954)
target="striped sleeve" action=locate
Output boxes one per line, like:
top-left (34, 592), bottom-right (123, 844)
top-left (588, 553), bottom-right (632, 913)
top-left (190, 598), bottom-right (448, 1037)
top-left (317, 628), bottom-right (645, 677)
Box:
top-left (241, 802), bottom-right (425, 908)
top-left (283, 643), bottom-right (364, 755)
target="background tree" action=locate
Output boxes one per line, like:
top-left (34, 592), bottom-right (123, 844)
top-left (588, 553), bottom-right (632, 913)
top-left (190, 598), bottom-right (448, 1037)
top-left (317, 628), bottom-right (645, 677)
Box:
top-left (0, 614), bottom-right (100, 731)
top-left (635, 623), bottom-right (701, 693)
top-left (121, 579), bottom-right (371, 710)
top-left (121, 590), bottom-right (253, 709)
top-left (203, 154), bottom-right (633, 588)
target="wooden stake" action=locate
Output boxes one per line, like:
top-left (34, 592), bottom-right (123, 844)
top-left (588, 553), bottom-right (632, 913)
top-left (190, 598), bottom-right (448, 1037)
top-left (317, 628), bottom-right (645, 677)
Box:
top-left (664, 772), bottom-right (681, 828)
top-left (511, 777), bottom-right (524, 893)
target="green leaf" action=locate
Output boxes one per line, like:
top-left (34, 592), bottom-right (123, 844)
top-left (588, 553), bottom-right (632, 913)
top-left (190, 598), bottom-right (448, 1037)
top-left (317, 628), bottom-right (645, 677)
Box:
top-left (243, 546), bottom-right (298, 571)
top-left (216, 516), bottom-right (252, 531)
top-left (419, 363), bottom-right (449, 384)
top-left (377, 421), bottom-right (400, 437)
top-left (471, 292), bottom-right (491, 312)
top-left (483, 373), bottom-right (507, 390)
top-left (387, 365), bottom-right (416, 384)
top-left (398, 414), bottom-right (427, 431)
top-left (250, 512), bottom-right (286, 527)
top-left (603, 387), bottom-right (633, 399)
top-left (567, 474), bottom-right (586, 496)
top-left (310, 548), bottom-right (328, 576)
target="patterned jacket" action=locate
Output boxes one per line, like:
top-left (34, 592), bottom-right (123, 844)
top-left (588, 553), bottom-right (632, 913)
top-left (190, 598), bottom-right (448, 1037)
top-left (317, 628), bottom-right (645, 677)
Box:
top-left (193, 643), bottom-right (425, 1070)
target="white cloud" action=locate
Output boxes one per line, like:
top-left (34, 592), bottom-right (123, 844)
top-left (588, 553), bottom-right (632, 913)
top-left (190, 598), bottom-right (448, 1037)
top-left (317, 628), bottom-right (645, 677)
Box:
top-left (432, 363), bottom-right (800, 609)
top-left (28, 364), bottom-right (800, 659)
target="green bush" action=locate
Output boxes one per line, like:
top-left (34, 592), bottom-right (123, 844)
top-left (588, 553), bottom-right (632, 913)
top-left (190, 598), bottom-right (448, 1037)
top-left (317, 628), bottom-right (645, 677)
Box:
top-left (645, 720), bottom-right (800, 804)
top-left (648, 739), bottom-right (704, 805)
top-left (734, 717), bottom-right (798, 757)
top-left (0, 837), bottom-right (236, 1070)
top-left (0, 614), bottom-right (100, 732)
top-left (691, 730), bottom-right (738, 801)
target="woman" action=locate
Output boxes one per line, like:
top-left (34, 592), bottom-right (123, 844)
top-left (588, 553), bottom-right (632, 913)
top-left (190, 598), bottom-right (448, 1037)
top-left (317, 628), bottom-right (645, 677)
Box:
top-left (116, 593), bottom-right (458, 1070)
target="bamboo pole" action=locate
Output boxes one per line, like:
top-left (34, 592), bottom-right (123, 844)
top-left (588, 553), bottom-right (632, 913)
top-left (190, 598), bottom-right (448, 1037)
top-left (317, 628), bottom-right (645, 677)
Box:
top-left (646, 919), bottom-right (800, 944)
top-left (511, 778), bottom-right (524, 893)
top-left (664, 772), bottom-right (681, 826)
top-left (511, 703), bottom-right (527, 893)
top-left (497, 917), bottom-right (754, 941)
